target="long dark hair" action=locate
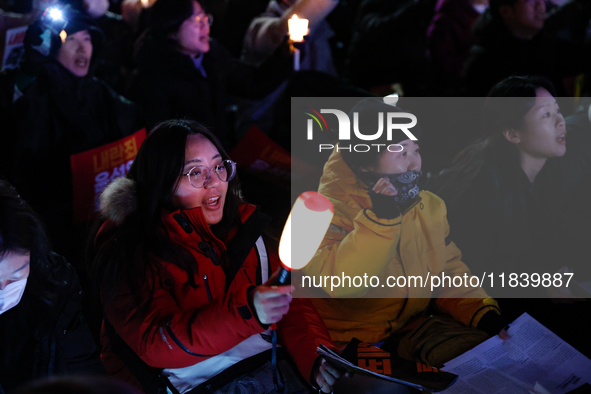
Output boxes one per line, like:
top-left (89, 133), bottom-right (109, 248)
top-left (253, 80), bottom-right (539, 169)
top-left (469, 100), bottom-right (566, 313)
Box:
top-left (91, 120), bottom-right (243, 304)
top-left (0, 180), bottom-right (57, 304)
top-left (433, 75), bottom-right (556, 206)
top-left (0, 181), bottom-right (66, 364)
top-left (148, 0), bottom-right (198, 36)
top-left (0, 181), bottom-right (49, 260)
top-left (137, 0), bottom-right (205, 63)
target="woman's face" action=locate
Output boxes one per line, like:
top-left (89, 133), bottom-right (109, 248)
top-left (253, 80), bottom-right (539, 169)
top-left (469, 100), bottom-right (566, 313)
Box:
top-left (0, 251), bottom-right (30, 291)
top-left (56, 30), bottom-right (93, 77)
top-left (0, 251), bottom-right (29, 314)
top-left (173, 1), bottom-right (210, 58)
top-left (173, 134), bottom-right (228, 226)
top-left (369, 139), bottom-right (422, 174)
top-left (512, 88), bottom-right (566, 159)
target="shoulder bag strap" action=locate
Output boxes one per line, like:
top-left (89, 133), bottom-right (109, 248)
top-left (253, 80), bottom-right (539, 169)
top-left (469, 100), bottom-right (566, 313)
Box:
top-left (224, 209), bottom-right (272, 290)
top-left (103, 316), bottom-right (179, 394)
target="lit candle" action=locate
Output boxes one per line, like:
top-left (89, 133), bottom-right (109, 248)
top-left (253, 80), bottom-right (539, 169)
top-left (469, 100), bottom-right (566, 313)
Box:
top-left (287, 14), bottom-right (309, 72)
top-left (141, 0), bottom-right (150, 8)
top-left (270, 191), bottom-right (333, 285)
top-left (287, 14), bottom-right (308, 43)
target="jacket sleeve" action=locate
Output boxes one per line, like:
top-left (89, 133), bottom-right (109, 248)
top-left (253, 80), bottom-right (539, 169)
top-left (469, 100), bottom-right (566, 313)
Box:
top-left (277, 298), bottom-right (337, 385)
top-left (104, 267), bottom-right (267, 369)
top-left (302, 203), bottom-right (402, 297)
top-left (433, 211), bottom-right (500, 328)
top-left (0, 8), bottom-right (39, 31)
top-left (427, 15), bottom-right (465, 77)
top-left (242, 0), bottom-right (338, 66)
top-left (242, 16), bottom-right (285, 66)
top-left (264, 251), bottom-right (338, 385)
top-left (47, 254), bottom-right (104, 375)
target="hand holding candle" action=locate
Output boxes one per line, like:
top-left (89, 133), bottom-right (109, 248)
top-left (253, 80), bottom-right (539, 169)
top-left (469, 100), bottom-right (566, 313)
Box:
top-left (251, 285), bottom-right (293, 325)
top-left (287, 14), bottom-right (309, 71)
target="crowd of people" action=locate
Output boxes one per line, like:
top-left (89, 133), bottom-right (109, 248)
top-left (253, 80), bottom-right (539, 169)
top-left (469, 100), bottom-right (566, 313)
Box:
top-left (0, 0), bottom-right (590, 393)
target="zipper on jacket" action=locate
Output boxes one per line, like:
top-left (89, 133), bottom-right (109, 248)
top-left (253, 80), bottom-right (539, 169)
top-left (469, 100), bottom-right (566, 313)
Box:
top-left (203, 274), bottom-right (213, 301)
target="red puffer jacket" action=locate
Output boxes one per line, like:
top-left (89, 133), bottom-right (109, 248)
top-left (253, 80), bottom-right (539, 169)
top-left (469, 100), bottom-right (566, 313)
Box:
top-left (98, 180), bottom-right (335, 391)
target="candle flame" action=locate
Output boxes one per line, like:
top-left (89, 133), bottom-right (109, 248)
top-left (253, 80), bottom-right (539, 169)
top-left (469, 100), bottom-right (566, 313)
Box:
top-left (288, 14), bottom-right (309, 42)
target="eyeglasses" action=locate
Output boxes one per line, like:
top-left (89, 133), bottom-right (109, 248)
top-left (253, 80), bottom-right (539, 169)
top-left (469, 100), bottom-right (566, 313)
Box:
top-left (183, 160), bottom-right (236, 188)
top-left (193, 13), bottom-right (213, 28)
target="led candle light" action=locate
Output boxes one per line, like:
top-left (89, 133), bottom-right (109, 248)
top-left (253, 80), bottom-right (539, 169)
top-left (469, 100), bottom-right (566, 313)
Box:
top-left (47, 7), bottom-right (64, 21)
top-left (41, 6), bottom-right (69, 37)
top-left (270, 191), bottom-right (334, 285)
top-left (287, 14), bottom-right (309, 71)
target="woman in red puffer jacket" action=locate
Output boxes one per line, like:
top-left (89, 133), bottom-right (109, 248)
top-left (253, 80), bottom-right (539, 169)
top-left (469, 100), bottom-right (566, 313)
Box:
top-left (91, 119), bottom-right (341, 394)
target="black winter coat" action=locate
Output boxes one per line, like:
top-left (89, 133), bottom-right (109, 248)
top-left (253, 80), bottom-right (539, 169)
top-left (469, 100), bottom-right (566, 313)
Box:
top-left (344, 0), bottom-right (436, 95)
top-left (0, 253), bottom-right (103, 393)
top-left (3, 61), bottom-right (144, 263)
top-left (127, 36), bottom-right (291, 149)
top-left (437, 117), bottom-right (591, 298)
top-left (463, 3), bottom-right (591, 96)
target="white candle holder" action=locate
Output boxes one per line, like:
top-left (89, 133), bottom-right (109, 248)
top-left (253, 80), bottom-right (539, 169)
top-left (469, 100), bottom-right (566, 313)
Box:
top-left (287, 14), bottom-right (309, 71)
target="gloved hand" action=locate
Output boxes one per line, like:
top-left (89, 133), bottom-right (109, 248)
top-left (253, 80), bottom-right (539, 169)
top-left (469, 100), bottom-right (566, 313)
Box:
top-left (26, 21), bottom-right (55, 57)
top-left (368, 177), bottom-right (400, 219)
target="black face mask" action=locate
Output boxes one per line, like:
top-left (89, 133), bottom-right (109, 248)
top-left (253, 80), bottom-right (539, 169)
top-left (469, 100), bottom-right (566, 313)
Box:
top-left (357, 170), bottom-right (422, 205)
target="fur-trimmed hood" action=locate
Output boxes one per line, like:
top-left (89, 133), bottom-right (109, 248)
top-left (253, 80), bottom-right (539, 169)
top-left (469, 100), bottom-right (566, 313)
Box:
top-left (99, 177), bottom-right (137, 224)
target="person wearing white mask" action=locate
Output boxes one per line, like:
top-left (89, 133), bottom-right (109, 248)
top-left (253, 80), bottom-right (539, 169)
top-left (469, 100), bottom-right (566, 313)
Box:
top-left (0, 251), bottom-right (29, 316)
top-left (0, 180), bottom-right (103, 393)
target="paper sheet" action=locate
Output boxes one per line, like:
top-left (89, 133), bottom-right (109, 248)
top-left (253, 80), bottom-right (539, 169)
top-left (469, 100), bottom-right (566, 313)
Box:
top-left (440, 313), bottom-right (591, 394)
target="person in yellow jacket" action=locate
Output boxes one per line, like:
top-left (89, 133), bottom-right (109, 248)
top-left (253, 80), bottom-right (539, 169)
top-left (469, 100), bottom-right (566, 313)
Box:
top-left (302, 97), bottom-right (507, 351)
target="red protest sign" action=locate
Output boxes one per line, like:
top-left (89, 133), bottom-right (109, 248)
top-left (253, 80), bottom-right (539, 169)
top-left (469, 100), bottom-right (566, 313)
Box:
top-left (70, 129), bottom-right (146, 224)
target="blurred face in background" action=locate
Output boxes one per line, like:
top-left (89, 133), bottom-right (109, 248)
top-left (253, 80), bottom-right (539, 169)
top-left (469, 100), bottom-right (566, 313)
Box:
top-left (56, 30), bottom-right (93, 77)
top-left (173, 1), bottom-right (211, 58)
top-left (84, 0), bottom-right (109, 18)
top-left (501, 0), bottom-right (546, 39)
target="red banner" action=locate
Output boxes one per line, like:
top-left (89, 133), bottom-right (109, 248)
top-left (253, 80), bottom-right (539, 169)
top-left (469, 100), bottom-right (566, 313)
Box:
top-left (70, 129), bottom-right (146, 224)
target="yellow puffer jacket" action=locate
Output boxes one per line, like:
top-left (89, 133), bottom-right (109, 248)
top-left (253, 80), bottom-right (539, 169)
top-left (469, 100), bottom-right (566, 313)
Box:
top-left (302, 149), bottom-right (499, 346)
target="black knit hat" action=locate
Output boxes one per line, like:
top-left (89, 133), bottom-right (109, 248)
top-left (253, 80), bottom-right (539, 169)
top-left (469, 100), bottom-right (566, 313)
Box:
top-left (60, 9), bottom-right (104, 52)
top-left (349, 97), bottom-right (422, 145)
